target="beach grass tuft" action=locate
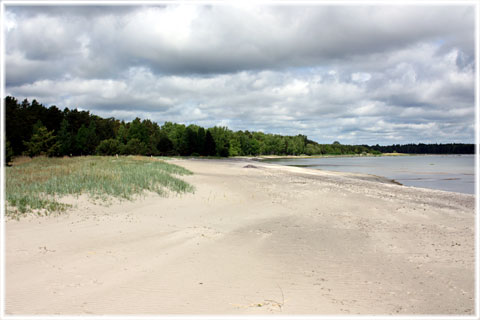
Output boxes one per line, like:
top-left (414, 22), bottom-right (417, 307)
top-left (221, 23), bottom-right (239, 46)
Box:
top-left (5, 156), bottom-right (193, 217)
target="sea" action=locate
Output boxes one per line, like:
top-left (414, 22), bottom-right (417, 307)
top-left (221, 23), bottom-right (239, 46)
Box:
top-left (262, 155), bottom-right (476, 195)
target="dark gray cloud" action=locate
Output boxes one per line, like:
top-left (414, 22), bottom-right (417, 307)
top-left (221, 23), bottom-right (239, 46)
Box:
top-left (3, 4), bottom-right (476, 144)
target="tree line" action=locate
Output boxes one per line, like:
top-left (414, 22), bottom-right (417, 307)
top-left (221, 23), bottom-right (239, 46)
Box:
top-left (5, 96), bottom-right (373, 161)
top-left (4, 96), bottom-right (474, 163)
top-left (369, 143), bottom-right (474, 154)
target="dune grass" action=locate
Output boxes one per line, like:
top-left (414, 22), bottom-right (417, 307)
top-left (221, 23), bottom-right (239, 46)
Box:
top-left (5, 156), bottom-right (194, 217)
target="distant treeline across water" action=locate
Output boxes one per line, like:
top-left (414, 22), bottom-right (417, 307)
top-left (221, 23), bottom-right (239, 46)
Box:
top-left (369, 143), bottom-right (474, 154)
top-left (4, 96), bottom-right (474, 163)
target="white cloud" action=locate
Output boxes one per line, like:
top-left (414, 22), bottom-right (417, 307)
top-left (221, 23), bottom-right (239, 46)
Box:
top-left (351, 73), bottom-right (371, 83)
top-left (4, 11), bottom-right (17, 31)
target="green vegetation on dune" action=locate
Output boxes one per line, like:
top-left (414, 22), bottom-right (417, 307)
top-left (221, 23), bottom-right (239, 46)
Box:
top-left (5, 156), bottom-right (193, 217)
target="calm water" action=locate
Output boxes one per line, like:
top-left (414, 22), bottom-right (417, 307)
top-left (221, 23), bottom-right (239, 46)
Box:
top-left (263, 155), bottom-right (476, 194)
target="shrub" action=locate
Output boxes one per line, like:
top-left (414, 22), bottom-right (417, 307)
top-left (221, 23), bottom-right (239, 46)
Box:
top-left (96, 139), bottom-right (123, 155)
top-left (122, 138), bottom-right (147, 155)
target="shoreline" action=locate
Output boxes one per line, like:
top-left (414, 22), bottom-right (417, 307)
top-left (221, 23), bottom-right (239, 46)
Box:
top-left (249, 158), bottom-right (404, 187)
top-left (5, 158), bottom-right (475, 315)
top-left (253, 155), bottom-right (474, 195)
top-left (244, 153), bottom-right (472, 161)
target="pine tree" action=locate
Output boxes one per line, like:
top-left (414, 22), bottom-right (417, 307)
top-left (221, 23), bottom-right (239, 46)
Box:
top-left (57, 119), bottom-right (72, 156)
top-left (74, 124), bottom-right (89, 155)
top-left (23, 121), bottom-right (59, 157)
top-left (205, 130), bottom-right (216, 156)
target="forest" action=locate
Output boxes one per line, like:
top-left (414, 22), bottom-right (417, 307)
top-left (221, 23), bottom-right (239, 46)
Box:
top-left (4, 96), bottom-right (474, 163)
top-left (4, 96), bottom-right (373, 161)
top-left (369, 143), bottom-right (474, 154)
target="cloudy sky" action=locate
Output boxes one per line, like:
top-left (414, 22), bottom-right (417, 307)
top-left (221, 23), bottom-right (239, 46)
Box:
top-left (3, 3), bottom-right (476, 145)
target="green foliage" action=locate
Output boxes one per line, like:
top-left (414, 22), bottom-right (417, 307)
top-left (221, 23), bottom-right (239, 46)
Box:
top-left (157, 134), bottom-right (174, 155)
top-left (116, 123), bottom-right (128, 144)
top-left (23, 121), bottom-right (59, 157)
top-left (128, 118), bottom-right (148, 143)
top-left (7, 96), bottom-right (472, 158)
top-left (286, 135), bottom-right (307, 155)
top-left (96, 139), bottom-right (123, 155)
top-left (5, 96), bottom-right (27, 155)
top-left (86, 121), bottom-right (99, 153)
top-left (5, 140), bottom-right (14, 165)
top-left (196, 127), bottom-right (206, 155)
top-left (142, 119), bottom-right (161, 155)
top-left (184, 126), bottom-right (195, 155)
top-left (123, 138), bottom-right (147, 155)
top-left (305, 143), bottom-right (317, 156)
top-left (73, 121), bottom-right (98, 155)
top-left (5, 156), bottom-right (194, 217)
top-left (57, 119), bottom-right (72, 156)
top-left (209, 126), bottom-right (231, 157)
top-left (74, 124), bottom-right (88, 154)
top-left (370, 143), bottom-right (474, 154)
top-left (229, 135), bottom-right (242, 157)
top-left (205, 130), bottom-right (216, 156)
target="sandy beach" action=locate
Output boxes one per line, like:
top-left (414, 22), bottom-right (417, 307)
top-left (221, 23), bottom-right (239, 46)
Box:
top-left (4, 158), bottom-right (475, 315)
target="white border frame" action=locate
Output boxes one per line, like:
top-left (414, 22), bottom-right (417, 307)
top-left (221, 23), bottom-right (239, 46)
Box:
top-left (0, 1), bottom-right (478, 319)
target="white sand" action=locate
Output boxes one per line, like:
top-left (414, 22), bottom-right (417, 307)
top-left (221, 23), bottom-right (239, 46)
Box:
top-left (5, 159), bottom-right (475, 315)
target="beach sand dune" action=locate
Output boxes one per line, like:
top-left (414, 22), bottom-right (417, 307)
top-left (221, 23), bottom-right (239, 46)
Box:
top-left (5, 159), bottom-right (475, 315)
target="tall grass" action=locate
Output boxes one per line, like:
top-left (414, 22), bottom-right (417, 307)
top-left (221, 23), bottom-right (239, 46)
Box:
top-left (5, 156), bottom-right (193, 217)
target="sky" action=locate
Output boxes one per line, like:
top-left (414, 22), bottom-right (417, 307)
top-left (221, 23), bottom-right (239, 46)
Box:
top-left (3, 3), bottom-right (477, 145)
